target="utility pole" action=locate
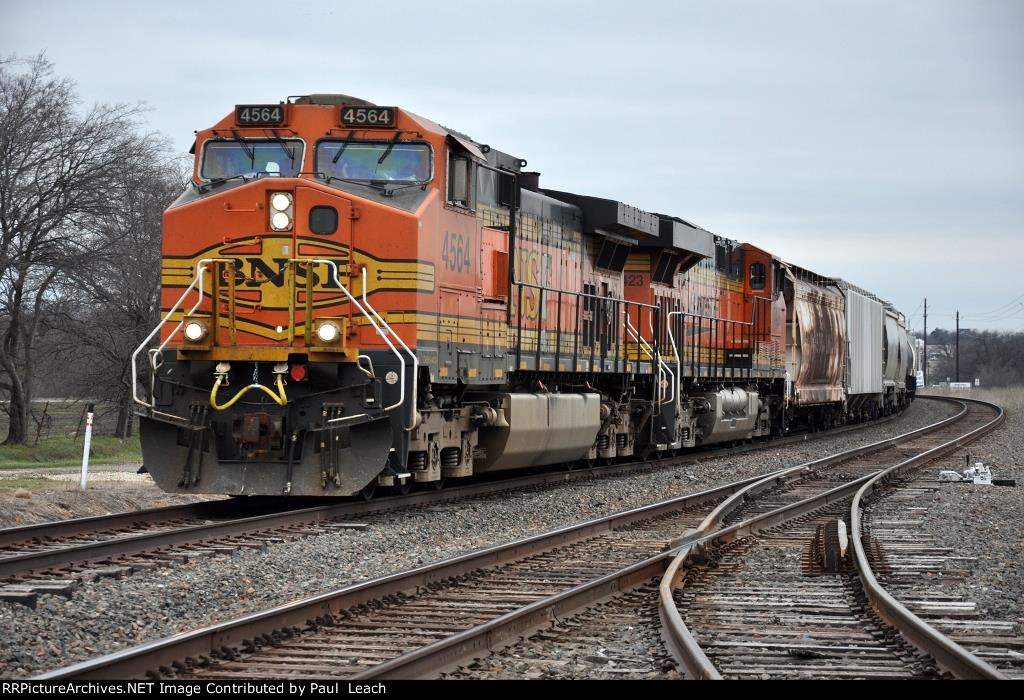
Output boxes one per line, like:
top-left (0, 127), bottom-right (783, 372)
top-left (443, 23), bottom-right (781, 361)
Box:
top-left (923, 298), bottom-right (927, 386)
top-left (955, 310), bottom-right (960, 383)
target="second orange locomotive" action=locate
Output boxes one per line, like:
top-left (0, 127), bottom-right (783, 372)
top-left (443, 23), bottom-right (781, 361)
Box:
top-left (135, 95), bottom-right (914, 497)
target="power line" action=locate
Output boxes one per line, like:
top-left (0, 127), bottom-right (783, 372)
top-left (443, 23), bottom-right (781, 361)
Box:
top-left (959, 294), bottom-right (1024, 320)
top-left (965, 302), bottom-right (1024, 321)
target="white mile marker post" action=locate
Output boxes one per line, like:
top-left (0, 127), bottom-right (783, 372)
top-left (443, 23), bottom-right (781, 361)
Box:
top-left (80, 403), bottom-right (95, 490)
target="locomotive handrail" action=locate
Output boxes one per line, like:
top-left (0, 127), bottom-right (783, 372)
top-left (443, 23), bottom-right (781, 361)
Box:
top-left (131, 257), bottom-right (227, 410)
top-left (309, 259), bottom-right (408, 425)
top-left (512, 280), bottom-right (660, 309)
top-left (666, 310), bottom-right (685, 413)
top-left (361, 266), bottom-right (420, 431)
top-left (133, 258), bottom-right (411, 431)
top-left (509, 280), bottom-right (660, 373)
top-left (648, 314), bottom-right (676, 407)
top-left (624, 311), bottom-right (669, 408)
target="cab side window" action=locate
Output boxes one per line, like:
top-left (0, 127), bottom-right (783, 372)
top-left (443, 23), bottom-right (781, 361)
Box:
top-left (477, 166), bottom-right (498, 207)
top-left (447, 151), bottom-right (472, 209)
top-left (477, 165), bottom-right (517, 210)
top-left (749, 262), bottom-right (766, 290)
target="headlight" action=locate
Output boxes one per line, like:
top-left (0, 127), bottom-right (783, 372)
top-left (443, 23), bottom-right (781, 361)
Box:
top-left (183, 320), bottom-right (208, 343)
top-left (316, 321), bottom-right (340, 344)
top-left (268, 191), bottom-right (293, 231)
top-left (270, 193), bottom-right (292, 211)
top-left (271, 211), bottom-right (292, 230)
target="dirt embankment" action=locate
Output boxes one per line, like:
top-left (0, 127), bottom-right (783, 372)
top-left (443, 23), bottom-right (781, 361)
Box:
top-left (0, 463), bottom-right (221, 527)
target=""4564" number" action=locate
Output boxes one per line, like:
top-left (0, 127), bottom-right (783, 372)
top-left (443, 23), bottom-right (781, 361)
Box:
top-left (341, 107), bottom-right (395, 127)
top-left (442, 232), bottom-right (472, 273)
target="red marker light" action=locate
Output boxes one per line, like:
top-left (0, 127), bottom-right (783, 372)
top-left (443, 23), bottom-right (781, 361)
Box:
top-left (289, 364), bottom-right (307, 382)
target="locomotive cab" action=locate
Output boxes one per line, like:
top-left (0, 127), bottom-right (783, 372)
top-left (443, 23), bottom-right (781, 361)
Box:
top-left (139, 97), bottom-right (440, 496)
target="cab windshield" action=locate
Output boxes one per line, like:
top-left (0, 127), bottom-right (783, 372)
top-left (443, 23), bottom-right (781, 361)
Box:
top-left (200, 139), bottom-right (303, 180)
top-left (316, 141), bottom-right (432, 183)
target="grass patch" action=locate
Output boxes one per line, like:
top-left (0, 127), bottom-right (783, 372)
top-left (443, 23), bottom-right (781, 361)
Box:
top-left (0, 476), bottom-right (55, 491)
top-left (0, 434), bottom-right (142, 470)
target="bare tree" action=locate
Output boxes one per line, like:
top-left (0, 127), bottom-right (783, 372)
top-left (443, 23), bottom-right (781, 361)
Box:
top-left (48, 155), bottom-right (187, 437)
top-left (926, 328), bottom-right (1024, 387)
top-left (0, 53), bottom-right (155, 443)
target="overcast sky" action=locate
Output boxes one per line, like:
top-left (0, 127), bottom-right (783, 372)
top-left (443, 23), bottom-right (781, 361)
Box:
top-left (3, 0), bottom-right (1022, 332)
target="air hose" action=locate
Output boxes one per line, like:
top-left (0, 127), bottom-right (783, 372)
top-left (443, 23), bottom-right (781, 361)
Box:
top-left (210, 374), bottom-right (288, 410)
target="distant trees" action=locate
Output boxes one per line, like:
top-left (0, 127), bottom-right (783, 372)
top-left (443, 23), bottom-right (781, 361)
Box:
top-left (0, 54), bottom-right (182, 443)
top-left (48, 157), bottom-right (187, 438)
top-left (922, 328), bottom-right (1024, 387)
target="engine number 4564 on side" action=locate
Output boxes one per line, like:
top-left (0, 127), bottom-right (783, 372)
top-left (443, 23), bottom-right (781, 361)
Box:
top-left (441, 231), bottom-right (473, 273)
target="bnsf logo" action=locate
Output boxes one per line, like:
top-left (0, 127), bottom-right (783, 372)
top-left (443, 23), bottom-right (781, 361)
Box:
top-left (221, 257), bottom-right (348, 288)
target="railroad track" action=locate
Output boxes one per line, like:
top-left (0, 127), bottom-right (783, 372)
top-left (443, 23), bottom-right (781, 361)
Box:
top-left (0, 411), bottom-right (905, 606)
top-left (37, 479), bottom-right (747, 680)
top-left (444, 395), bottom-right (1007, 680)
top-left (855, 432), bottom-right (1024, 678)
top-left (35, 396), bottom-right (985, 680)
top-left (660, 396), bottom-right (1011, 680)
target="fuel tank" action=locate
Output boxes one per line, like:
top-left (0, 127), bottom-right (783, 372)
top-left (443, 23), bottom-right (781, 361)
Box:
top-left (692, 387), bottom-right (763, 446)
top-left (475, 393), bottom-right (601, 471)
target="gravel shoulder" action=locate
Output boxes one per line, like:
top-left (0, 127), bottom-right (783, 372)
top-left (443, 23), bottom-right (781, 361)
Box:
top-left (887, 389), bottom-right (1024, 631)
top-left (0, 398), bottom-right (957, 678)
top-left (0, 462), bottom-right (220, 528)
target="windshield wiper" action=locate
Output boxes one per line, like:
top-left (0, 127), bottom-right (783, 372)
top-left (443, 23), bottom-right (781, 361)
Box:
top-left (380, 181), bottom-right (429, 197)
top-left (377, 132), bottom-right (402, 165)
top-left (325, 175), bottom-right (388, 193)
top-left (198, 174), bottom-right (250, 193)
top-left (230, 129), bottom-right (256, 162)
top-left (270, 129), bottom-right (296, 163)
top-left (331, 130), bottom-right (356, 164)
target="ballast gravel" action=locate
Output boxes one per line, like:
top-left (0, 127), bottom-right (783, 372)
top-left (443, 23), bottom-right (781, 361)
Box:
top-left (876, 389), bottom-right (1024, 632)
top-left (0, 399), bottom-right (959, 677)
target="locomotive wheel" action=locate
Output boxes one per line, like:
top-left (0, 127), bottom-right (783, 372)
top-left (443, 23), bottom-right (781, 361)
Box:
top-left (394, 479), bottom-right (413, 496)
top-left (585, 458), bottom-right (597, 470)
top-left (430, 479), bottom-right (445, 491)
top-left (360, 482), bottom-right (376, 501)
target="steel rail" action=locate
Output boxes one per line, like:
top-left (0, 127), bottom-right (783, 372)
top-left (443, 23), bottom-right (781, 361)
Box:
top-left (658, 470), bottom-right (884, 680)
top-left (0, 409), bottom-right (906, 581)
top-left (363, 460), bottom-right (883, 680)
top-left (352, 550), bottom-right (673, 680)
top-left (0, 499), bottom-right (271, 549)
top-left (347, 399), bottom-right (968, 680)
top-left (849, 397), bottom-right (1007, 680)
top-left (36, 398), bottom-right (947, 680)
top-left (659, 396), bottom-right (1006, 680)
top-left (33, 476), bottom-right (764, 680)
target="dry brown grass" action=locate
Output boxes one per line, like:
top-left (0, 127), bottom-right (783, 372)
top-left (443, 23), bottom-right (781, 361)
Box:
top-left (921, 385), bottom-right (1024, 413)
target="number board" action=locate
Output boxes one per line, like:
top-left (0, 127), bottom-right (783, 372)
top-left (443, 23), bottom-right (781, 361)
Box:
top-left (235, 105), bottom-right (286, 126)
top-left (340, 106), bottom-right (396, 128)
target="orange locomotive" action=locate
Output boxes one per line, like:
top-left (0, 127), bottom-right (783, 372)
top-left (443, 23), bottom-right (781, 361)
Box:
top-left (135, 94), bottom-right (912, 497)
